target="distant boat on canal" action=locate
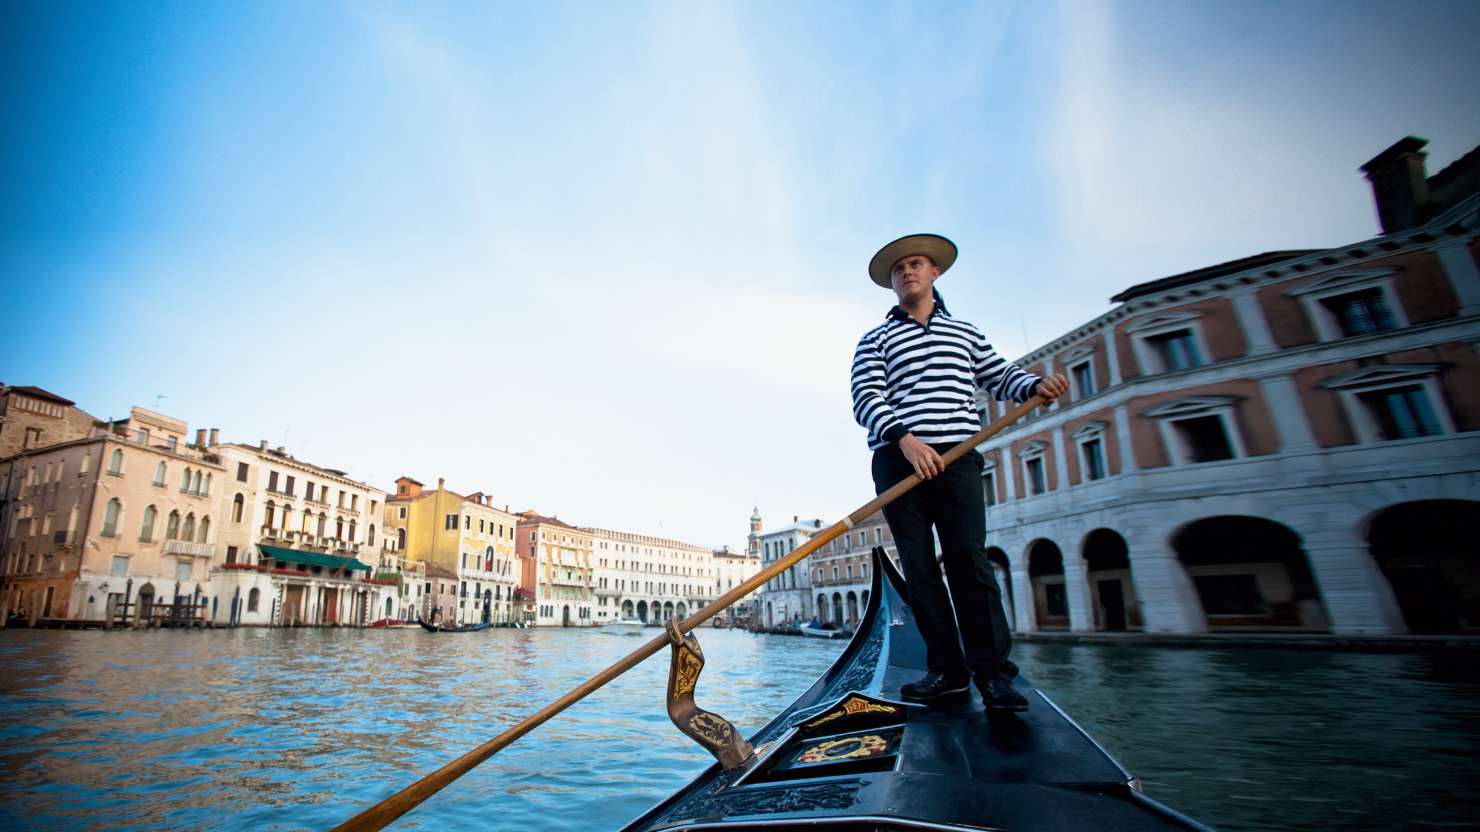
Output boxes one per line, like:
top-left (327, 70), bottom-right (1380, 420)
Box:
top-left (604, 617), bottom-right (645, 636)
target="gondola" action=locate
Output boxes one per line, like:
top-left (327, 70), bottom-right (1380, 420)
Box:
top-left (620, 547), bottom-right (1211, 831)
top-left (416, 615), bottom-right (490, 633)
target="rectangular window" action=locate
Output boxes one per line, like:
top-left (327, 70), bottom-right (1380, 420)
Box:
top-left (175, 560), bottom-right (192, 581)
top-left (984, 471), bottom-right (998, 507)
top-left (1147, 330), bottom-right (1204, 371)
top-left (1174, 416), bottom-right (1234, 462)
top-left (284, 476), bottom-right (295, 496)
top-left (165, 436), bottom-right (177, 451)
top-left (399, 507), bottom-right (407, 519)
top-left (268, 471), bottom-right (279, 492)
top-left (1358, 385), bottom-right (1441, 440)
top-left (352, 494), bottom-right (359, 510)
top-left (305, 481), bottom-right (315, 501)
top-left (226, 546), bottom-right (238, 565)
top-left (1072, 362), bottom-right (1096, 397)
top-left (464, 515), bottom-right (470, 530)
top-left (1322, 289), bottom-right (1397, 337)
top-left (1083, 438), bottom-right (1106, 480)
top-left (237, 462), bottom-right (249, 482)
top-left (110, 556), bottom-right (129, 577)
top-left (1025, 457), bottom-right (1047, 495)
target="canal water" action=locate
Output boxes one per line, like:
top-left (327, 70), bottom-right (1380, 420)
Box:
top-left (0, 628), bottom-right (1477, 831)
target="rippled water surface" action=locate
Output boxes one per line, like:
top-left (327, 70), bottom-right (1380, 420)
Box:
top-left (1, 628), bottom-right (1477, 831)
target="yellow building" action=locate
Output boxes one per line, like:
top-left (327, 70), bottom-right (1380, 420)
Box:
top-left (385, 477), bottom-right (519, 625)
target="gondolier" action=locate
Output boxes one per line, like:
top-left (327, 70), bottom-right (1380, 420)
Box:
top-left (851, 233), bottom-right (1068, 713)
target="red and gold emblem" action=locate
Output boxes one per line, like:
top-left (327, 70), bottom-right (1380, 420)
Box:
top-left (797, 734), bottom-right (889, 763)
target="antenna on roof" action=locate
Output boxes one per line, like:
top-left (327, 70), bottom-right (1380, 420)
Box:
top-left (154, 394), bottom-right (166, 410)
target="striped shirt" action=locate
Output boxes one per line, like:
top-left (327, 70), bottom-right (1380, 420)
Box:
top-left (851, 290), bottom-right (1041, 450)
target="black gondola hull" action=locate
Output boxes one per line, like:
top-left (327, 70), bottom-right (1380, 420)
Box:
top-left (621, 548), bottom-right (1211, 832)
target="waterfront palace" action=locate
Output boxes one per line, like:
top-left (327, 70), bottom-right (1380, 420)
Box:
top-left (0, 402), bottom-right (759, 628)
top-left (971, 136), bottom-right (1479, 636)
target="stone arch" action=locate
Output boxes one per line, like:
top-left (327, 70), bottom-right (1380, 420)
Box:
top-left (622, 599), bottom-right (634, 618)
top-left (846, 591), bottom-right (859, 625)
top-left (986, 546), bottom-right (1015, 630)
top-left (676, 602), bottom-right (687, 620)
top-left (1171, 516), bottom-right (1328, 631)
top-left (831, 592), bottom-right (843, 626)
top-left (1081, 528), bottom-right (1141, 631)
top-left (562, 605), bottom-right (571, 627)
top-left (816, 593), bottom-right (828, 623)
top-left (385, 596), bottom-right (393, 618)
top-left (766, 601), bottom-right (773, 627)
top-left (637, 600), bottom-right (648, 623)
top-left (1027, 539), bottom-right (1068, 630)
top-left (1366, 499), bottom-right (1480, 633)
top-left (137, 582), bottom-right (156, 621)
top-left (663, 601), bottom-right (674, 621)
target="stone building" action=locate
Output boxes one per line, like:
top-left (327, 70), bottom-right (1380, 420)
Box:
top-left (384, 477), bottom-right (520, 625)
top-left (0, 385), bottom-right (98, 460)
top-left (711, 544), bottom-right (763, 624)
top-left (975, 135), bottom-right (1480, 636)
top-left (809, 510), bottom-right (895, 629)
top-left (1, 407), bottom-right (224, 625)
top-left (586, 527), bottom-right (733, 625)
top-left (516, 511), bottom-right (593, 626)
top-left (755, 514), bottom-right (826, 628)
top-left (211, 439), bottom-right (389, 627)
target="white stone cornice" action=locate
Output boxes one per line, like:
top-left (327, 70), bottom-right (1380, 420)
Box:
top-left (1319, 363), bottom-right (1444, 390)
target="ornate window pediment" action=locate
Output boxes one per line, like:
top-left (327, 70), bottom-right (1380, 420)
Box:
top-left (1125, 310), bottom-right (1203, 334)
top-left (1070, 420), bottom-right (1109, 440)
top-left (1060, 344), bottom-right (1095, 363)
top-left (1320, 363), bottom-right (1441, 391)
top-left (1142, 395), bottom-right (1240, 420)
top-left (1019, 440), bottom-right (1048, 457)
top-left (1285, 269), bottom-right (1396, 298)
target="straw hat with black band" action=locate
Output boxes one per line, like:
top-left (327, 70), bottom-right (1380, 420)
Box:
top-left (868, 233), bottom-right (958, 288)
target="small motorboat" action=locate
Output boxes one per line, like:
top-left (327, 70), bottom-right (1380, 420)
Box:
top-left (799, 622), bottom-right (850, 639)
top-left (417, 616), bottom-right (490, 633)
top-left (605, 617), bottom-right (646, 636)
top-left (367, 617), bottom-right (413, 629)
top-left (619, 547), bottom-right (1210, 831)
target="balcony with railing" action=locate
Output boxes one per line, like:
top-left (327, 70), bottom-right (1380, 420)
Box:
top-left (165, 540), bottom-right (215, 558)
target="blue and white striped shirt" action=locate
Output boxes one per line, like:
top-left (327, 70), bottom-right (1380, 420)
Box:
top-left (851, 290), bottom-right (1041, 451)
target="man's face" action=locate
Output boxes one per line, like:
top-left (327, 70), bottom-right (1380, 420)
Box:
top-left (889, 254), bottom-right (939, 304)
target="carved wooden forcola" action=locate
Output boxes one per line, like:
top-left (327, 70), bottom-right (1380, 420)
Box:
top-left (665, 620), bottom-right (753, 769)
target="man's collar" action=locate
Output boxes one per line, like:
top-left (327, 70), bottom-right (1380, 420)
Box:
top-left (887, 288), bottom-right (951, 322)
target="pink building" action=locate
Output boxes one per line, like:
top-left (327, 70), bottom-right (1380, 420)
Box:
top-left (976, 136), bottom-right (1480, 636)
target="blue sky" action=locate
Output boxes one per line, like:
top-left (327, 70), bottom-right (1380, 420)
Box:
top-left (3, 0), bottom-right (1478, 547)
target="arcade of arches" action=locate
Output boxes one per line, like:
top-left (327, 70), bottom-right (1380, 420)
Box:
top-left (994, 500), bottom-right (1477, 634)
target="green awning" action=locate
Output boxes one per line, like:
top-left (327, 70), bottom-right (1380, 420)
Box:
top-left (259, 544), bottom-right (371, 572)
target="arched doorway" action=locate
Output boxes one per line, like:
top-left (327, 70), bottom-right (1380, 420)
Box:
top-left (676, 603), bottom-right (687, 620)
top-left (1368, 500), bottom-right (1480, 633)
top-left (766, 601), bottom-right (773, 627)
top-left (831, 593), bottom-right (843, 626)
top-left (1172, 516), bottom-right (1328, 631)
top-left (846, 592), bottom-right (859, 625)
top-left (663, 601), bottom-right (674, 621)
top-left (622, 599), bottom-right (634, 619)
top-left (986, 547), bottom-right (1014, 630)
top-left (562, 605), bottom-right (571, 627)
top-left (636, 600), bottom-right (648, 623)
top-left (1027, 540), bottom-right (1068, 630)
top-left (137, 582), bottom-right (156, 624)
top-left (816, 593), bottom-right (828, 623)
top-left (482, 589), bottom-right (492, 624)
top-left (384, 597), bottom-right (393, 618)
top-left (1082, 529), bottom-right (1141, 631)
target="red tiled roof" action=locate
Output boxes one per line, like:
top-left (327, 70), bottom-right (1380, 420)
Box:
top-left (6, 386), bottom-right (76, 406)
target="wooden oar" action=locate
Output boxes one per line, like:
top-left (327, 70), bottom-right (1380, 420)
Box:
top-left (331, 394), bottom-right (1044, 832)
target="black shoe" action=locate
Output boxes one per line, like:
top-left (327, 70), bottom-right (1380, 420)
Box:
top-left (1001, 659), bottom-right (1019, 679)
top-left (900, 671), bottom-right (970, 702)
top-left (980, 676), bottom-right (1028, 713)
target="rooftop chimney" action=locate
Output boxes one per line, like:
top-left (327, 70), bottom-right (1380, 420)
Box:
top-left (195, 429), bottom-right (206, 448)
top-left (1360, 136), bottom-right (1434, 234)
top-left (259, 439), bottom-right (268, 450)
top-left (438, 477), bottom-right (445, 490)
top-left (793, 515), bottom-right (799, 523)
top-left (208, 428), bottom-right (218, 447)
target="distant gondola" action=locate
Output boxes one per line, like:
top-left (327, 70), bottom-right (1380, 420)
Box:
top-left (621, 547), bottom-right (1211, 831)
top-left (416, 615), bottom-right (490, 633)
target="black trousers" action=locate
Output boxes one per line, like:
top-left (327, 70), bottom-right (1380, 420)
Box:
top-left (872, 442), bottom-right (1012, 681)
